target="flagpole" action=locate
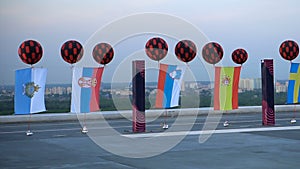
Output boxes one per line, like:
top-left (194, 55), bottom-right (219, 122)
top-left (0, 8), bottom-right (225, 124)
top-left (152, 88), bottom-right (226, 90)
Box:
top-left (230, 64), bottom-right (243, 126)
top-left (289, 60), bottom-right (297, 124)
top-left (223, 110), bottom-right (230, 127)
top-left (26, 65), bottom-right (34, 136)
top-left (26, 113), bottom-right (33, 136)
top-left (291, 105), bottom-right (297, 124)
top-left (162, 109), bottom-right (168, 129)
top-left (157, 61), bottom-right (168, 129)
top-left (82, 112), bottom-right (88, 133)
top-left (213, 64), bottom-right (230, 127)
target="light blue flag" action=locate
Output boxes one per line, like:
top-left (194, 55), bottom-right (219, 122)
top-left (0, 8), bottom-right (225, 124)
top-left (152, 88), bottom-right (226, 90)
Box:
top-left (287, 62), bottom-right (300, 104)
top-left (14, 68), bottom-right (47, 114)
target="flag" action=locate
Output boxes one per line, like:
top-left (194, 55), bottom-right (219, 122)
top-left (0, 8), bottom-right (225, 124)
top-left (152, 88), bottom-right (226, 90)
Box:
top-left (214, 66), bottom-right (241, 110)
top-left (14, 68), bottom-right (47, 115)
top-left (132, 60), bottom-right (146, 132)
top-left (261, 59), bottom-right (275, 125)
top-left (155, 63), bottom-right (186, 108)
top-left (287, 62), bottom-right (300, 104)
top-left (71, 67), bottom-right (104, 113)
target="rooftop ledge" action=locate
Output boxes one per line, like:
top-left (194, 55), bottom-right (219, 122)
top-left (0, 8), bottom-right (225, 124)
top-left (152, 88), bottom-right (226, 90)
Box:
top-left (1, 105), bottom-right (299, 123)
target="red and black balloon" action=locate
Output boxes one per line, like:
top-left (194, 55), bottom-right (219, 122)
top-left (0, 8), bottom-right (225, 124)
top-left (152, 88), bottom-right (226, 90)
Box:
top-left (279, 40), bottom-right (299, 61)
top-left (18, 40), bottom-right (43, 65)
top-left (60, 40), bottom-right (83, 64)
top-left (175, 40), bottom-right (197, 63)
top-left (145, 37), bottom-right (168, 61)
top-left (92, 43), bottom-right (114, 65)
top-left (231, 48), bottom-right (248, 65)
top-left (202, 42), bottom-right (224, 65)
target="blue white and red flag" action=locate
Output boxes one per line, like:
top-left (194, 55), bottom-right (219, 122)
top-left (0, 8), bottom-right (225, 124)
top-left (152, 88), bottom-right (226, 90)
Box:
top-left (155, 63), bottom-right (186, 108)
top-left (71, 67), bottom-right (104, 113)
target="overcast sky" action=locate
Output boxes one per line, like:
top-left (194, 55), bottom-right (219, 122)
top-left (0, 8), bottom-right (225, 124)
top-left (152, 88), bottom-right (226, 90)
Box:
top-left (0, 0), bottom-right (299, 85)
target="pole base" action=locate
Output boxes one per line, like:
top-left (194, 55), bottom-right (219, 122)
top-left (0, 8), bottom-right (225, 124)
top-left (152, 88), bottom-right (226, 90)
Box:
top-left (290, 119), bottom-right (297, 124)
top-left (162, 123), bottom-right (169, 129)
top-left (81, 126), bottom-right (88, 134)
top-left (26, 130), bottom-right (33, 136)
top-left (223, 121), bottom-right (229, 127)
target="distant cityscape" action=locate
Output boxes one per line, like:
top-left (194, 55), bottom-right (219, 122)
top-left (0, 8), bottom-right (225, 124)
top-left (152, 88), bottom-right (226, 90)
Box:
top-left (0, 79), bottom-right (290, 97)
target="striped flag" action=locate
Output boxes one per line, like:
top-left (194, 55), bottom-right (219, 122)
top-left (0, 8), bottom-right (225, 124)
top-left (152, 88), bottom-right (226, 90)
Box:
top-left (214, 66), bottom-right (241, 110)
top-left (287, 62), bottom-right (300, 104)
top-left (71, 67), bottom-right (104, 113)
top-left (14, 68), bottom-right (47, 115)
top-left (155, 63), bottom-right (186, 108)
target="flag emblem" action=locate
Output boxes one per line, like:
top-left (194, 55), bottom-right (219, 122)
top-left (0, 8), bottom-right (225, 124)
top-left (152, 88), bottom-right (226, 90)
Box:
top-left (23, 82), bottom-right (40, 98)
top-left (78, 77), bottom-right (97, 88)
top-left (221, 75), bottom-right (231, 86)
top-left (169, 70), bottom-right (182, 79)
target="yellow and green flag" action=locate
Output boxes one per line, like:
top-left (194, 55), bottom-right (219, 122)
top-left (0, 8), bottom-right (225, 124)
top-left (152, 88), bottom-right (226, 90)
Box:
top-left (287, 62), bottom-right (300, 104)
top-left (214, 66), bottom-right (241, 110)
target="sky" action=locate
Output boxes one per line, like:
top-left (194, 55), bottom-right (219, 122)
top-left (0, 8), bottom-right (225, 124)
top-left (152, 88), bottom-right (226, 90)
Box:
top-left (0, 0), bottom-right (300, 85)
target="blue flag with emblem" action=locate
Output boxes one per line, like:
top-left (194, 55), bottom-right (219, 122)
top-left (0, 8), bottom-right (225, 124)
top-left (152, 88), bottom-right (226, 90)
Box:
top-left (14, 68), bottom-right (47, 114)
top-left (287, 62), bottom-right (300, 104)
top-left (155, 64), bottom-right (186, 108)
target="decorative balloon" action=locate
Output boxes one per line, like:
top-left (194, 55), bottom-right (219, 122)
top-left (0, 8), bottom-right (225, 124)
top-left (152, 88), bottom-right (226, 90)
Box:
top-left (145, 37), bottom-right (168, 61)
top-left (18, 40), bottom-right (43, 65)
top-left (175, 40), bottom-right (197, 63)
top-left (202, 42), bottom-right (224, 65)
top-left (279, 40), bottom-right (299, 61)
top-left (231, 48), bottom-right (248, 65)
top-left (60, 40), bottom-right (84, 64)
top-left (92, 43), bottom-right (114, 65)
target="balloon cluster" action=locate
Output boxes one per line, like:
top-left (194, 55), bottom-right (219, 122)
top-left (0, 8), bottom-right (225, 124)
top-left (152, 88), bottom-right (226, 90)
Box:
top-left (145, 37), bottom-right (249, 65)
top-left (279, 40), bottom-right (299, 61)
top-left (18, 39), bottom-right (115, 66)
top-left (201, 42), bottom-right (249, 65)
top-left (145, 37), bottom-right (197, 63)
top-left (21, 38), bottom-right (300, 67)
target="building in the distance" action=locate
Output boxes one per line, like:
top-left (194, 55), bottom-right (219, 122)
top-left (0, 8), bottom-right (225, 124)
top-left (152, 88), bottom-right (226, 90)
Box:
top-left (188, 82), bottom-right (198, 89)
top-left (239, 78), bottom-right (254, 91)
top-left (253, 78), bottom-right (261, 89)
top-left (66, 87), bottom-right (72, 95)
top-left (239, 78), bottom-right (262, 91)
top-left (45, 86), bottom-right (71, 95)
top-left (275, 81), bottom-right (287, 93)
